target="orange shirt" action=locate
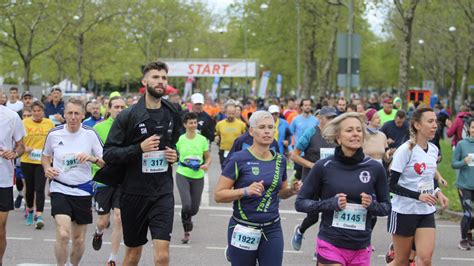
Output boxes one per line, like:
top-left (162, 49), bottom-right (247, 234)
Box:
top-left (242, 106), bottom-right (256, 122)
top-left (204, 104), bottom-right (220, 117)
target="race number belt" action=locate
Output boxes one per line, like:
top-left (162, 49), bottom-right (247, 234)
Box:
top-left (231, 224), bottom-right (262, 251)
top-left (142, 151), bottom-right (168, 173)
top-left (332, 203), bottom-right (367, 231)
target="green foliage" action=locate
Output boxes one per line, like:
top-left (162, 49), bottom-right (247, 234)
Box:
top-left (438, 139), bottom-right (461, 212)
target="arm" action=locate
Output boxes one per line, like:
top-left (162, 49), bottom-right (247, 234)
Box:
top-left (0, 139), bottom-right (25, 160)
top-left (452, 143), bottom-right (468, 169)
top-left (290, 148), bottom-right (314, 169)
top-left (446, 117), bottom-right (460, 137)
top-left (366, 167), bottom-right (391, 216)
top-left (389, 170), bottom-right (421, 199)
top-left (278, 180), bottom-right (302, 199)
top-left (214, 175), bottom-right (264, 203)
top-left (41, 154), bottom-right (60, 180)
top-left (200, 151), bottom-right (211, 171)
top-left (103, 111), bottom-right (142, 163)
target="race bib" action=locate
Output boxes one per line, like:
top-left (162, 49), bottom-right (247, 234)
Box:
top-left (418, 181), bottom-right (434, 195)
top-left (62, 154), bottom-right (78, 172)
top-left (320, 148), bottom-right (335, 159)
top-left (142, 151), bottom-right (168, 173)
top-left (224, 150), bottom-right (230, 158)
top-left (230, 224), bottom-right (262, 251)
top-left (468, 153), bottom-right (474, 167)
top-left (49, 115), bottom-right (60, 125)
top-left (332, 203), bottom-right (367, 231)
top-left (29, 149), bottom-right (42, 161)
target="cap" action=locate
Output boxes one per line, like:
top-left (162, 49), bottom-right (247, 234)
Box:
top-left (109, 91), bottom-right (121, 98)
top-left (50, 85), bottom-right (61, 93)
top-left (383, 98), bottom-right (393, 104)
top-left (21, 91), bottom-right (32, 98)
top-left (319, 106), bottom-right (337, 117)
top-left (191, 93), bottom-right (204, 104)
top-left (365, 108), bottom-right (377, 122)
top-left (268, 105), bottom-right (280, 114)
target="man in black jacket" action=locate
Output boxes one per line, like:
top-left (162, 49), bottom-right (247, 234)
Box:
top-left (103, 61), bottom-right (180, 266)
top-left (180, 93), bottom-right (215, 143)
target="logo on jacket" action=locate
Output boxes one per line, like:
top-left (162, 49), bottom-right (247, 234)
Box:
top-left (252, 167), bottom-right (260, 175)
top-left (414, 162), bottom-right (426, 175)
top-left (359, 171), bottom-right (371, 183)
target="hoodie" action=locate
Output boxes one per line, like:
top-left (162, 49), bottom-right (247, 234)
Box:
top-left (447, 111), bottom-right (471, 147)
top-left (452, 138), bottom-right (474, 190)
top-left (393, 97), bottom-right (402, 110)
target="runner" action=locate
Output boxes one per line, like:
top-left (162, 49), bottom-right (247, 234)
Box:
top-left (181, 93), bottom-right (215, 143)
top-left (20, 101), bottom-right (54, 229)
top-left (290, 106), bottom-right (337, 254)
top-left (0, 104), bottom-right (25, 265)
top-left (41, 98), bottom-right (104, 265)
top-left (83, 101), bottom-right (104, 127)
top-left (387, 107), bottom-right (449, 265)
top-left (362, 108), bottom-right (390, 164)
top-left (176, 112), bottom-right (211, 244)
top-left (6, 87), bottom-right (24, 113)
top-left (91, 96), bottom-right (126, 266)
top-left (295, 112), bottom-right (391, 266)
top-left (215, 110), bottom-right (301, 266)
top-left (102, 61), bottom-right (180, 266)
top-left (452, 117), bottom-right (474, 250)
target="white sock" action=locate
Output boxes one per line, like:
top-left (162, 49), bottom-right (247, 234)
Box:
top-left (108, 253), bottom-right (117, 262)
top-left (95, 226), bottom-right (104, 234)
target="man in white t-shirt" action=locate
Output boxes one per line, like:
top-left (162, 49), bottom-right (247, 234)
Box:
top-left (6, 87), bottom-right (24, 113)
top-left (0, 105), bottom-right (26, 265)
top-left (41, 98), bottom-right (104, 266)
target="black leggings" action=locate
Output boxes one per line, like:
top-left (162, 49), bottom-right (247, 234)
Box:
top-left (458, 188), bottom-right (474, 240)
top-left (176, 173), bottom-right (204, 232)
top-left (20, 163), bottom-right (46, 212)
top-left (300, 212), bottom-right (319, 234)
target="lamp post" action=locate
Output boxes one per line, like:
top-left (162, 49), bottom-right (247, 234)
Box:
top-left (124, 72), bottom-right (130, 96)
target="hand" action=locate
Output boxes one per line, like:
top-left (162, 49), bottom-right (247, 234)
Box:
top-left (360, 192), bottom-right (372, 208)
top-left (445, 119), bottom-right (452, 128)
top-left (0, 150), bottom-right (17, 160)
top-left (54, 114), bottom-right (64, 123)
top-left (246, 180), bottom-right (265, 197)
top-left (215, 136), bottom-right (220, 144)
top-left (464, 155), bottom-right (472, 165)
top-left (290, 180), bottom-right (302, 195)
top-left (25, 147), bottom-right (33, 154)
top-left (200, 164), bottom-right (209, 171)
top-left (140, 135), bottom-right (161, 153)
top-left (438, 176), bottom-right (448, 187)
top-left (76, 152), bottom-right (93, 164)
top-left (164, 146), bottom-right (177, 164)
top-left (283, 140), bottom-right (289, 147)
top-left (436, 191), bottom-right (449, 209)
top-left (387, 138), bottom-right (394, 145)
top-left (336, 193), bottom-right (347, 210)
top-left (44, 167), bottom-right (60, 180)
top-left (419, 193), bottom-right (437, 206)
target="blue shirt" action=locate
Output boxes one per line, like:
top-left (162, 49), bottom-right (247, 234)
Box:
top-left (44, 100), bottom-right (65, 119)
top-left (290, 115), bottom-right (318, 145)
top-left (222, 149), bottom-right (287, 223)
top-left (83, 116), bottom-right (104, 128)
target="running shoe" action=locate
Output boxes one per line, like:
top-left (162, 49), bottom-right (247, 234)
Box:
top-left (224, 246), bottom-right (230, 262)
top-left (468, 233), bottom-right (474, 246)
top-left (92, 232), bottom-right (103, 250)
top-left (181, 232), bottom-right (190, 244)
top-left (35, 216), bottom-right (44, 230)
top-left (312, 252), bottom-right (317, 261)
top-left (291, 225), bottom-right (303, 250)
top-left (458, 239), bottom-right (471, 250)
top-left (107, 260), bottom-right (116, 266)
top-left (26, 212), bottom-right (34, 226)
top-left (385, 243), bottom-right (395, 263)
top-left (14, 195), bottom-right (23, 209)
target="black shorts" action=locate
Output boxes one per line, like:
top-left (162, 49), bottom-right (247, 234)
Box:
top-left (0, 187), bottom-right (13, 212)
top-left (387, 210), bottom-right (436, 237)
top-left (94, 186), bottom-right (121, 215)
top-left (120, 193), bottom-right (174, 247)
top-left (50, 192), bottom-right (93, 225)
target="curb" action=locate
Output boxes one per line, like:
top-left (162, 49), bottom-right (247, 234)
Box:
top-left (437, 207), bottom-right (462, 218)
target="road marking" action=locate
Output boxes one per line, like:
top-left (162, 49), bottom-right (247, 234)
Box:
top-left (174, 205), bottom-right (304, 215)
top-left (437, 224), bottom-right (458, 228)
top-left (7, 237), bottom-right (32, 240)
top-left (283, 250), bottom-right (303, 254)
top-left (170, 244), bottom-right (191, 248)
top-left (440, 257), bottom-right (474, 261)
top-left (17, 264), bottom-right (56, 266)
top-left (209, 214), bottom-right (230, 218)
top-left (206, 246), bottom-right (226, 250)
top-left (202, 172), bottom-right (210, 207)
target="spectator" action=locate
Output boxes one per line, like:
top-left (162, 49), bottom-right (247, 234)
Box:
top-left (377, 97), bottom-right (397, 125)
top-left (447, 105), bottom-right (473, 148)
top-left (44, 85), bottom-right (65, 125)
top-left (6, 87), bottom-right (23, 112)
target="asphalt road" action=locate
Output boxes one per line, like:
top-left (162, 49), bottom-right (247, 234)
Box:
top-left (4, 144), bottom-right (474, 265)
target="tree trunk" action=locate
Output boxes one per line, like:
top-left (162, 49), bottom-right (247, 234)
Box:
top-left (23, 58), bottom-right (32, 90)
top-left (319, 8), bottom-right (340, 99)
top-left (448, 61), bottom-right (458, 113)
top-left (460, 44), bottom-right (473, 104)
top-left (77, 33), bottom-right (84, 91)
top-left (302, 27), bottom-right (317, 98)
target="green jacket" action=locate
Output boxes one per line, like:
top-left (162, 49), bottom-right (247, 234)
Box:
top-left (452, 138), bottom-right (474, 190)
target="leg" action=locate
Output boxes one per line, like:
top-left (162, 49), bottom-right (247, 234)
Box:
top-left (414, 228), bottom-right (435, 266)
top-left (176, 174), bottom-right (193, 232)
top-left (96, 213), bottom-right (111, 233)
top-left (123, 246), bottom-right (143, 266)
top-left (189, 178), bottom-right (204, 217)
top-left (257, 223), bottom-right (283, 266)
top-left (20, 163), bottom-right (35, 210)
top-left (152, 239), bottom-right (170, 266)
top-left (0, 212), bottom-right (9, 264)
top-left (391, 234), bottom-right (414, 266)
top-left (110, 208), bottom-right (123, 257)
top-left (33, 164), bottom-right (46, 216)
top-left (54, 215), bottom-right (72, 266)
top-left (227, 219), bottom-right (257, 266)
top-left (70, 222), bottom-right (88, 266)
top-left (300, 212), bottom-right (319, 234)
top-left (459, 189), bottom-right (472, 240)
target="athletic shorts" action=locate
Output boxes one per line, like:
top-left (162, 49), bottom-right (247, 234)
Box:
top-left (387, 210), bottom-right (436, 237)
top-left (316, 238), bottom-right (371, 266)
top-left (120, 193), bottom-right (174, 247)
top-left (94, 186), bottom-right (121, 215)
top-left (0, 187), bottom-right (13, 212)
top-left (50, 192), bottom-right (93, 224)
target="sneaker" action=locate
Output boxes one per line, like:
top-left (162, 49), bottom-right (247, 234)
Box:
top-left (35, 216), bottom-right (44, 230)
top-left (92, 232), bottom-right (103, 251)
top-left (312, 252), bottom-right (317, 261)
top-left (291, 225), bottom-right (304, 250)
top-left (181, 232), bottom-right (190, 244)
top-left (224, 246), bottom-right (230, 262)
top-left (107, 260), bottom-right (116, 266)
top-left (458, 239), bottom-right (471, 250)
top-left (14, 195), bottom-right (23, 209)
top-left (468, 233), bottom-right (474, 247)
top-left (26, 212), bottom-right (34, 226)
top-left (385, 243), bottom-right (395, 263)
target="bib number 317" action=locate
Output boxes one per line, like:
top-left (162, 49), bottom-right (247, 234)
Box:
top-left (142, 151), bottom-right (168, 173)
top-left (230, 224), bottom-right (262, 251)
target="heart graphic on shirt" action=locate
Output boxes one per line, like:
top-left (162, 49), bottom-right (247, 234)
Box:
top-left (414, 162), bottom-right (426, 175)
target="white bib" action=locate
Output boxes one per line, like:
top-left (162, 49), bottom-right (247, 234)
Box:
top-left (49, 115), bottom-right (60, 125)
top-left (468, 153), bottom-right (474, 167)
top-left (224, 150), bottom-right (230, 158)
top-left (418, 181), bottom-right (434, 195)
top-left (320, 148), bottom-right (335, 159)
top-left (142, 151), bottom-right (168, 173)
top-left (230, 224), bottom-right (262, 251)
top-left (332, 203), bottom-right (367, 231)
top-left (29, 149), bottom-right (42, 161)
top-left (61, 153), bottom-right (78, 172)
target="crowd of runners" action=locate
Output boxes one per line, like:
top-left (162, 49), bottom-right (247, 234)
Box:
top-left (0, 60), bottom-right (473, 266)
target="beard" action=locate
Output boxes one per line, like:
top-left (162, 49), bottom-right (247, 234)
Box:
top-left (147, 84), bottom-right (165, 99)
top-left (227, 116), bottom-right (235, 122)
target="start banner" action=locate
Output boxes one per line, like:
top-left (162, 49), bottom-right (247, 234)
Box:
top-left (165, 61), bottom-right (257, 77)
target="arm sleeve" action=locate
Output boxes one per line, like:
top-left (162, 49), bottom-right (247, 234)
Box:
top-left (295, 163), bottom-right (340, 213)
top-left (366, 166), bottom-right (391, 216)
top-left (389, 170), bottom-right (421, 200)
top-left (452, 143), bottom-right (466, 169)
top-left (103, 111), bottom-right (142, 164)
top-left (295, 127), bottom-right (314, 151)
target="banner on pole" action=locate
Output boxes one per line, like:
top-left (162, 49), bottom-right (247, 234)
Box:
top-left (165, 61), bottom-right (257, 77)
top-left (258, 71), bottom-right (271, 98)
top-left (211, 76), bottom-right (219, 100)
top-left (276, 74), bottom-right (282, 98)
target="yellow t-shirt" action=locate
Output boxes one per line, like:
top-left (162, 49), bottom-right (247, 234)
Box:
top-left (216, 119), bottom-right (247, 151)
top-left (21, 118), bottom-right (55, 164)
